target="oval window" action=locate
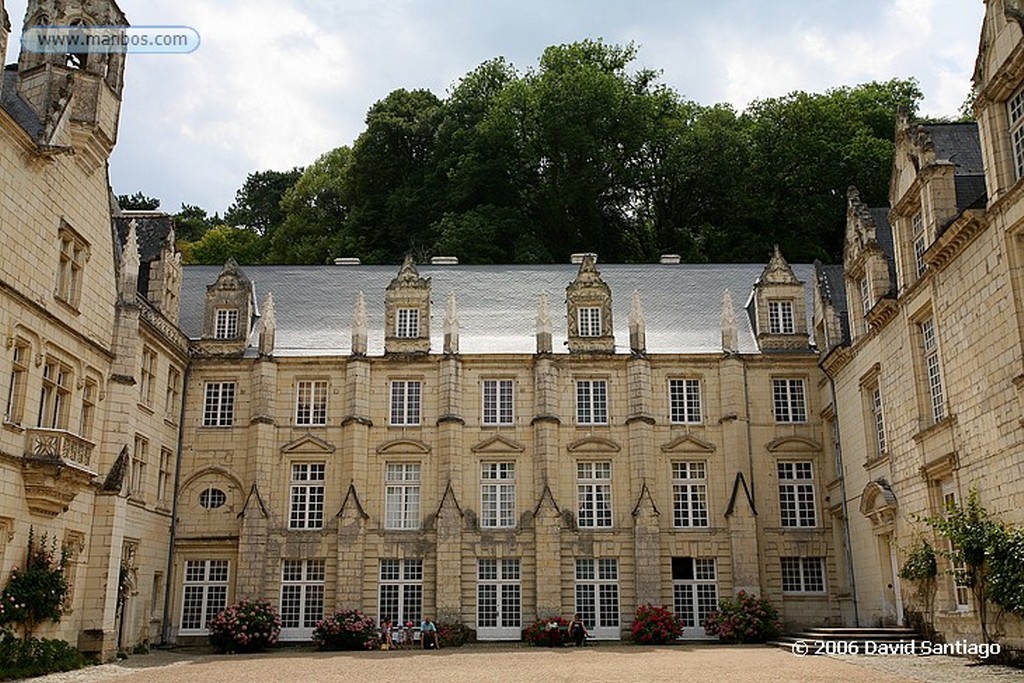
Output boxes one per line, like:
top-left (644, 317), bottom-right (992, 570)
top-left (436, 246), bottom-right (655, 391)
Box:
top-left (199, 487), bottom-right (227, 509)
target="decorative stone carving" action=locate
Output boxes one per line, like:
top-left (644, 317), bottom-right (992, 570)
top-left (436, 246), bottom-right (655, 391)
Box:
top-left (565, 254), bottom-right (614, 354)
top-left (384, 256), bottom-right (431, 355)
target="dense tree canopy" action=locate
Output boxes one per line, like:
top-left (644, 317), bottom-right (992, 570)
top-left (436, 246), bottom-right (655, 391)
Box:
top-left (169, 41), bottom-right (925, 266)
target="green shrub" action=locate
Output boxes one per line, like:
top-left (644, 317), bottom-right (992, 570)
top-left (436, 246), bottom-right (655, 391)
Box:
top-left (631, 604), bottom-right (682, 645)
top-left (899, 539), bottom-right (938, 581)
top-left (207, 599), bottom-right (281, 653)
top-left (436, 620), bottom-right (473, 647)
top-left (0, 630), bottom-right (86, 681)
top-left (522, 616), bottom-right (568, 647)
top-left (0, 530), bottom-right (68, 638)
top-left (312, 609), bottom-right (380, 651)
top-left (703, 591), bottom-right (781, 644)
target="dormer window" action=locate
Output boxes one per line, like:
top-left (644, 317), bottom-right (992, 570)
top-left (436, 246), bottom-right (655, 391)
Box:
top-left (578, 307), bottom-right (602, 337)
top-left (214, 309), bottom-right (239, 339)
top-left (1009, 86), bottom-right (1024, 180)
top-left (57, 226), bottom-right (88, 310)
top-left (767, 300), bottom-right (795, 335)
top-left (912, 212), bottom-right (927, 277)
top-left (396, 308), bottom-right (420, 338)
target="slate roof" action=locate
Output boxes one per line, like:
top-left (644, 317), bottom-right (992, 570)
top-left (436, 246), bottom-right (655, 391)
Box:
top-left (0, 67), bottom-right (42, 140)
top-left (180, 263), bottom-right (817, 357)
top-left (869, 207), bottom-right (899, 295)
top-left (114, 214), bottom-right (174, 263)
top-left (922, 123), bottom-right (984, 176)
top-left (815, 263), bottom-right (850, 346)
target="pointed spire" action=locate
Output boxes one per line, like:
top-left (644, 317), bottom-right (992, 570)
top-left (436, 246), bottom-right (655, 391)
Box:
top-left (721, 289), bottom-right (738, 354)
top-left (118, 219), bottom-right (140, 302)
top-left (352, 291), bottom-right (367, 356)
top-left (629, 290), bottom-right (646, 354)
top-left (444, 291), bottom-right (459, 354)
top-left (536, 292), bottom-right (552, 354)
top-left (258, 292), bottom-right (276, 355)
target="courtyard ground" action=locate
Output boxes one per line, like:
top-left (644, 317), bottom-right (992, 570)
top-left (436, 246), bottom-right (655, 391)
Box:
top-left (11, 644), bottom-right (1024, 683)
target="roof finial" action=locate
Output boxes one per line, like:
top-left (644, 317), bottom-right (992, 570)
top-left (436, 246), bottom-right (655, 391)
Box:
top-left (352, 291), bottom-right (367, 356)
top-left (444, 291), bottom-right (459, 355)
top-left (629, 290), bottom-right (646, 354)
top-left (259, 292), bottom-right (276, 355)
top-left (721, 288), bottom-right (737, 354)
top-left (536, 292), bottom-right (552, 354)
top-left (118, 219), bottom-right (141, 302)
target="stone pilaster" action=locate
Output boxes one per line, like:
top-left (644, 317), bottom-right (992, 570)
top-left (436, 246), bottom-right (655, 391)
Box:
top-left (236, 484), bottom-right (270, 598)
top-left (434, 484), bottom-right (464, 620)
top-left (77, 493), bottom-right (127, 660)
top-left (531, 356), bottom-right (559, 486)
top-left (632, 483), bottom-right (661, 606)
top-left (533, 487), bottom-right (563, 619)
top-left (336, 484), bottom-right (369, 610)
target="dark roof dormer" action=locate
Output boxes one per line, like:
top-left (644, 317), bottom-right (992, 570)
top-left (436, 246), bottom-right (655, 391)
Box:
top-left (751, 246), bottom-right (809, 352)
top-left (566, 254), bottom-right (614, 354)
top-left (384, 255), bottom-right (431, 355)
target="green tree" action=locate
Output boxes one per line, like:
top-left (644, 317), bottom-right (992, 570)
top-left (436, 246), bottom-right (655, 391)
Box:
top-left (224, 168), bottom-right (303, 240)
top-left (173, 204), bottom-right (219, 243)
top-left (117, 191), bottom-right (160, 211)
top-left (186, 225), bottom-right (264, 265)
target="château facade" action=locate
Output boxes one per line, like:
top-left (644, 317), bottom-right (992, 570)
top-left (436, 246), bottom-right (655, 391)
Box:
top-left (0, 0), bottom-right (1022, 660)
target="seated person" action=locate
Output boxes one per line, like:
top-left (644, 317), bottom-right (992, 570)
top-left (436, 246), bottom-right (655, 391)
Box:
top-left (568, 614), bottom-right (589, 646)
top-left (420, 617), bottom-right (439, 649)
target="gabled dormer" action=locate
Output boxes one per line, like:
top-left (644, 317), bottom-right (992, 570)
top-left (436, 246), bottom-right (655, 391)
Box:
top-left (566, 254), bottom-right (614, 354)
top-left (843, 187), bottom-right (895, 338)
top-left (812, 262), bottom-right (848, 354)
top-left (385, 256), bottom-right (430, 355)
top-left (200, 259), bottom-right (255, 353)
top-left (751, 246), bottom-right (808, 352)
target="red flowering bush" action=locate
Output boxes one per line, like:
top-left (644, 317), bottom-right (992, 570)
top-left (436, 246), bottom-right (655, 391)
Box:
top-left (703, 591), bottom-right (781, 643)
top-left (631, 604), bottom-right (682, 645)
top-left (522, 616), bottom-right (568, 647)
top-left (208, 599), bottom-right (281, 653)
top-left (436, 620), bottom-right (473, 647)
top-left (312, 609), bottom-right (380, 651)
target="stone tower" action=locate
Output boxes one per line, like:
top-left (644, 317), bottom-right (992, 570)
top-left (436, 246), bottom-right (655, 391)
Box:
top-left (17, 0), bottom-right (128, 168)
top-left (1, 2), bottom-right (10, 68)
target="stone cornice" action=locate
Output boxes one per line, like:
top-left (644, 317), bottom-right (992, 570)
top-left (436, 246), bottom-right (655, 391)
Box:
top-left (924, 212), bottom-right (987, 273)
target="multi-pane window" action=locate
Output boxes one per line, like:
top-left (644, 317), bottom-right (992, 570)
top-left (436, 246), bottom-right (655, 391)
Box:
top-left (295, 380), bottom-right (328, 426)
top-left (668, 379), bottom-right (702, 424)
top-left (385, 463), bottom-right (421, 530)
top-left (165, 366), bottom-right (181, 421)
top-left (576, 379), bottom-right (608, 425)
top-left (199, 487), bottom-right (227, 509)
top-left (481, 462), bottom-right (516, 528)
top-left (482, 379), bottom-right (514, 425)
top-left (477, 559), bottom-right (521, 639)
top-left (4, 341), bottom-right (29, 424)
top-left (202, 382), bottom-right (235, 427)
top-left (179, 559), bottom-right (229, 632)
top-left (396, 308), bottom-right (420, 338)
top-left (80, 379), bottom-right (97, 439)
top-left (1009, 86), bottom-right (1024, 180)
top-left (390, 380), bottom-right (422, 426)
top-left (871, 385), bottom-right (886, 456)
top-left (920, 318), bottom-right (946, 423)
top-left (140, 347), bottom-right (157, 407)
top-left (38, 359), bottom-right (71, 429)
top-left (130, 435), bottom-right (148, 498)
top-left (941, 483), bottom-right (971, 609)
top-left (378, 559), bottom-right (423, 626)
top-left (772, 378), bottom-right (806, 423)
top-left (57, 229), bottom-right (87, 308)
top-left (672, 462), bottom-right (709, 528)
top-left (860, 276), bottom-right (872, 317)
top-left (289, 463), bottom-right (325, 529)
top-left (778, 462), bottom-right (816, 528)
top-left (578, 307), bottom-right (602, 337)
top-left (912, 212), bottom-right (927, 278)
top-left (781, 557), bottom-right (826, 593)
top-left (767, 300), bottom-right (795, 334)
top-left (575, 559), bottom-right (620, 638)
top-left (577, 461), bottom-right (612, 528)
top-left (672, 557), bottom-right (718, 635)
top-left (214, 309), bottom-right (239, 340)
top-left (280, 559), bottom-right (325, 638)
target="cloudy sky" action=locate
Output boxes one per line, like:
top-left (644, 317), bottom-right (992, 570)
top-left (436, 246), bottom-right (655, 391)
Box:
top-left (3, 0), bottom-right (985, 216)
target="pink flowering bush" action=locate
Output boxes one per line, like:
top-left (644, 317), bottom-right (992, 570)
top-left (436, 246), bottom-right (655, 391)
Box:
top-left (0, 530), bottom-right (68, 639)
top-left (703, 591), bottom-right (781, 644)
top-left (208, 599), bottom-right (281, 653)
top-left (631, 604), bottom-right (682, 645)
top-left (522, 616), bottom-right (568, 647)
top-left (312, 609), bottom-right (380, 651)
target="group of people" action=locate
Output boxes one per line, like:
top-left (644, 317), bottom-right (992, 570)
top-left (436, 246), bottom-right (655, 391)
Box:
top-left (379, 617), bottom-right (439, 650)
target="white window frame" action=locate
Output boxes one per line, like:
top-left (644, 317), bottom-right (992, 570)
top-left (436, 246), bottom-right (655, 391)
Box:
top-left (871, 385), bottom-right (886, 456)
top-left (202, 381), bottom-right (236, 427)
top-left (130, 434), bottom-right (148, 499)
top-left (165, 366), bottom-right (181, 423)
top-left (941, 482), bottom-right (971, 610)
top-left (920, 318), bottom-right (946, 423)
top-left (672, 461), bottom-right (709, 528)
top-left (5, 341), bottom-right (29, 424)
top-left (767, 300), bottom-right (795, 334)
top-left (80, 378), bottom-right (97, 439)
top-left (480, 462), bottom-right (516, 528)
top-left (295, 379), bottom-right (328, 426)
top-left (477, 559), bottom-right (521, 640)
top-left (772, 378), bottom-right (807, 423)
top-left (576, 379), bottom-right (608, 425)
top-left (577, 461), bottom-right (612, 528)
top-left (575, 558), bottom-right (620, 640)
top-left (378, 559), bottom-right (423, 628)
top-left (781, 556), bottom-right (826, 594)
top-left (860, 275), bottom-right (872, 317)
top-left (578, 307), bottom-right (602, 337)
top-left (912, 211), bottom-right (927, 278)
top-left (140, 346), bottom-right (157, 407)
top-left (390, 380), bottom-right (422, 426)
top-left (279, 559), bottom-right (325, 641)
top-left (38, 358), bottom-right (72, 430)
top-left (1009, 86), bottom-right (1024, 181)
top-left (57, 228), bottom-right (87, 309)
top-left (778, 461), bottom-right (817, 528)
top-left (385, 463), bottom-right (421, 530)
top-left (668, 378), bottom-right (702, 424)
top-left (214, 308), bottom-right (239, 340)
top-left (482, 379), bottom-right (514, 426)
top-left (672, 557), bottom-right (718, 639)
top-left (179, 559), bottom-right (229, 633)
top-left (395, 308), bottom-right (420, 338)
top-left (289, 463), bottom-right (325, 529)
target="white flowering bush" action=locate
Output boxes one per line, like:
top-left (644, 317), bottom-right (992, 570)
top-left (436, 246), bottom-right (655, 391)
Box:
top-left (208, 599), bottom-right (281, 653)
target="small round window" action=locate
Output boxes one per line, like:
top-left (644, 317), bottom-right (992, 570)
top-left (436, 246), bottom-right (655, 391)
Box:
top-left (199, 487), bottom-right (227, 509)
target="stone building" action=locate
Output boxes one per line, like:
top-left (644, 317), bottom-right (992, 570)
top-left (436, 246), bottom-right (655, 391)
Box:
top-left (0, 0), bottom-right (187, 659)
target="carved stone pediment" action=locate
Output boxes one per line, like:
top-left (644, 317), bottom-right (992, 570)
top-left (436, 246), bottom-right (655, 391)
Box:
top-left (766, 436), bottom-right (821, 453)
top-left (281, 433), bottom-right (336, 454)
top-left (471, 435), bottom-right (526, 453)
top-left (660, 434), bottom-right (716, 453)
top-left (567, 436), bottom-right (621, 453)
top-left (376, 439), bottom-right (431, 455)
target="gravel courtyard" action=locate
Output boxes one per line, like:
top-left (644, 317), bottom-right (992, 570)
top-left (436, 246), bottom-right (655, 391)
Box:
top-left (12, 645), bottom-right (1023, 683)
